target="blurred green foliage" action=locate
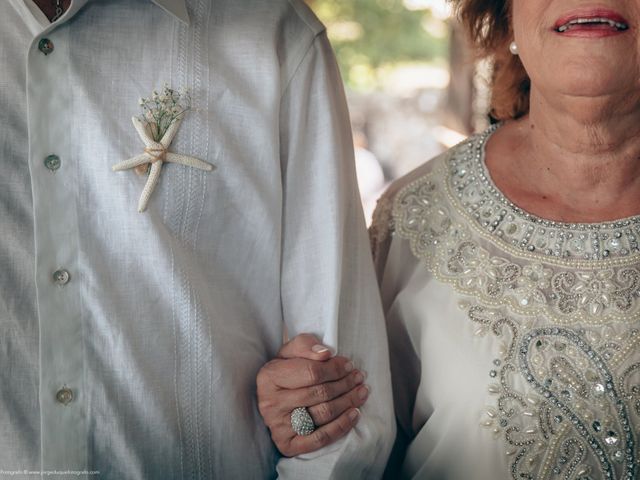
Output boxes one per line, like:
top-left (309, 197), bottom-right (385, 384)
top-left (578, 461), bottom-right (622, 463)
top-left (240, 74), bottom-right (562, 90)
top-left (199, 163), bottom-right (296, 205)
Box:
top-left (311, 0), bottom-right (449, 89)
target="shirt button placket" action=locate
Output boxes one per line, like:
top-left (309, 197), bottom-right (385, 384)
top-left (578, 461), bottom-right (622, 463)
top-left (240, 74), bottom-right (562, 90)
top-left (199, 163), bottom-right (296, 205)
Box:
top-left (29, 24), bottom-right (87, 473)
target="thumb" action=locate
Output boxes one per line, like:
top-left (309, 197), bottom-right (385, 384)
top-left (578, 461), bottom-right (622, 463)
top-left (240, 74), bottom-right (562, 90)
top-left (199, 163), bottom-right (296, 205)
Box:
top-left (278, 333), bottom-right (334, 361)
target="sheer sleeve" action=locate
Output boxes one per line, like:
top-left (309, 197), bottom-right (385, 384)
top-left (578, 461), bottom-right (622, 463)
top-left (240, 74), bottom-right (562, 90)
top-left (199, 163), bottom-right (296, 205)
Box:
top-left (370, 192), bottom-right (423, 477)
top-left (369, 194), bottom-right (395, 284)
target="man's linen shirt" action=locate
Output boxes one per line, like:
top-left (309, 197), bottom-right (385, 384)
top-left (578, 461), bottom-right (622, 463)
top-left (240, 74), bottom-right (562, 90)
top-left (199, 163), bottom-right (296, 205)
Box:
top-left (0, 0), bottom-right (395, 478)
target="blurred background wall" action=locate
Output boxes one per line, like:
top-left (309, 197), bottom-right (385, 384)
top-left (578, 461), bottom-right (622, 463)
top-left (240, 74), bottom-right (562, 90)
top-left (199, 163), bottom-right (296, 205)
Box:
top-left (305, 0), bottom-right (490, 223)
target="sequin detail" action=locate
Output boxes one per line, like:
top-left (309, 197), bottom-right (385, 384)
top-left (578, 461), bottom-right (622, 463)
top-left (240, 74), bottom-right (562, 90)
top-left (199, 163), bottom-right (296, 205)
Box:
top-left (392, 148), bottom-right (640, 326)
top-left (470, 305), bottom-right (639, 480)
top-left (450, 125), bottom-right (640, 262)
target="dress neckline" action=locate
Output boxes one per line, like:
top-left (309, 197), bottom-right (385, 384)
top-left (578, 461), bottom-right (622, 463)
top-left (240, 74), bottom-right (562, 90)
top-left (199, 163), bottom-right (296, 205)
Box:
top-left (447, 124), bottom-right (640, 261)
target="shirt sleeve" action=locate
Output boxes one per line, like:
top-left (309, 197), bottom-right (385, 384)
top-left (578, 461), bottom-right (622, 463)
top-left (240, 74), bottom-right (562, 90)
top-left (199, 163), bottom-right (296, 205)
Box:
top-left (276, 30), bottom-right (396, 479)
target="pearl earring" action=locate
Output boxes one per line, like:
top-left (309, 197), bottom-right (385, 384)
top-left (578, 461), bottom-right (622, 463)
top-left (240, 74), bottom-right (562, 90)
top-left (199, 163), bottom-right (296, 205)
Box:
top-left (509, 41), bottom-right (519, 55)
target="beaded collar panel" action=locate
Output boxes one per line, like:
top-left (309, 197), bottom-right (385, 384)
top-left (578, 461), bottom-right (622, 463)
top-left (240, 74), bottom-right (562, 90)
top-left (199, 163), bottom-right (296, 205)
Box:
top-left (450, 125), bottom-right (640, 265)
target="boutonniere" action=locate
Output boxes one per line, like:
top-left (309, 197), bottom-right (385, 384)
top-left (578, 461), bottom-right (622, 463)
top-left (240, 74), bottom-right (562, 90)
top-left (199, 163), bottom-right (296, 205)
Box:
top-left (113, 85), bottom-right (213, 212)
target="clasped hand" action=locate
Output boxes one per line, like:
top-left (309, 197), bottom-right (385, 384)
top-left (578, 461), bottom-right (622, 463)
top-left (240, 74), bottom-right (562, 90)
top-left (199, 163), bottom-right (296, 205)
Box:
top-left (256, 334), bottom-right (370, 457)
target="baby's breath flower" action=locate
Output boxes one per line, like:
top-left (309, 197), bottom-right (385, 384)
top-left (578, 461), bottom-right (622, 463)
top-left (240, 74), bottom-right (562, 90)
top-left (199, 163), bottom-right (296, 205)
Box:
top-left (137, 85), bottom-right (191, 142)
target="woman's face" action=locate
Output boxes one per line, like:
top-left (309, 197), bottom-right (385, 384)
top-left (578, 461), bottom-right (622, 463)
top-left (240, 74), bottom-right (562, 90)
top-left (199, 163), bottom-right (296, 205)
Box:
top-left (512, 1), bottom-right (640, 101)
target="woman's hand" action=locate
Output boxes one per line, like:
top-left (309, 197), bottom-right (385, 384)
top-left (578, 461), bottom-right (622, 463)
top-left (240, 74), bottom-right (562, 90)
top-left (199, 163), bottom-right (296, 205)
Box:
top-left (256, 334), bottom-right (370, 457)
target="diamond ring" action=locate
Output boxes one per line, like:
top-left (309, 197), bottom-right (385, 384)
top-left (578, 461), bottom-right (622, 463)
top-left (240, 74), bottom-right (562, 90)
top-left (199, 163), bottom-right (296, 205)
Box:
top-left (290, 407), bottom-right (316, 436)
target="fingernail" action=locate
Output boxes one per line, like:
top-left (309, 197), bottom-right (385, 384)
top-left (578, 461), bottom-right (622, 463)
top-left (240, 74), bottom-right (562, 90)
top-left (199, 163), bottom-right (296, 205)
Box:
top-left (344, 361), bottom-right (354, 373)
top-left (311, 344), bottom-right (330, 353)
top-left (349, 409), bottom-right (360, 422)
top-left (358, 385), bottom-right (370, 400)
top-left (354, 371), bottom-right (364, 384)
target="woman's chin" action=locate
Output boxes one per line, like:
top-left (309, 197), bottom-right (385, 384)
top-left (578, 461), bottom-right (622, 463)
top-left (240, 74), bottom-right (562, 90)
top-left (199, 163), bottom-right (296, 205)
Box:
top-left (535, 66), bottom-right (638, 102)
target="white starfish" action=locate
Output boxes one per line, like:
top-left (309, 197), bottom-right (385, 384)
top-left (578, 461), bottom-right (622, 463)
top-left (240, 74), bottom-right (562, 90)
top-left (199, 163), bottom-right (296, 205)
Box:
top-left (113, 116), bottom-right (213, 212)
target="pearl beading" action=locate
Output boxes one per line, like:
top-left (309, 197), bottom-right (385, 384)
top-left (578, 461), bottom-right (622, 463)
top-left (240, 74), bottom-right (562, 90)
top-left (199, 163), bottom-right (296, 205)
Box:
top-left (448, 126), bottom-right (640, 265)
top-left (393, 160), bottom-right (640, 326)
top-left (467, 302), bottom-right (639, 480)
top-left (520, 327), bottom-right (636, 480)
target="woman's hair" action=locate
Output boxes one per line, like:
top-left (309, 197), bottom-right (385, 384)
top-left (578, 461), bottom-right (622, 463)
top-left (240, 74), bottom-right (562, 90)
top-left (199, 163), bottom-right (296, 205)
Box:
top-left (452, 0), bottom-right (530, 120)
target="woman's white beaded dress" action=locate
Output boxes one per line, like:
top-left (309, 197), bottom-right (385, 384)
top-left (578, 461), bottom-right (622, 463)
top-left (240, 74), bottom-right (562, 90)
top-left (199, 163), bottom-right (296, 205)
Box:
top-left (371, 125), bottom-right (639, 480)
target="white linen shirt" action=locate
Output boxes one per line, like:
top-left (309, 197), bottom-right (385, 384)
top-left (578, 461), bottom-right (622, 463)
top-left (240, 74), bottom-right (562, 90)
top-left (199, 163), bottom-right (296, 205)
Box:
top-left (0, 0), bottom-right (395, 478)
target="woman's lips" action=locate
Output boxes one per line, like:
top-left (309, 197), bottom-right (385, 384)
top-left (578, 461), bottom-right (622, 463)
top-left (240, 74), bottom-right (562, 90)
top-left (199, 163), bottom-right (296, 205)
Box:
top-left (553, 10), bottom-right (629, 37)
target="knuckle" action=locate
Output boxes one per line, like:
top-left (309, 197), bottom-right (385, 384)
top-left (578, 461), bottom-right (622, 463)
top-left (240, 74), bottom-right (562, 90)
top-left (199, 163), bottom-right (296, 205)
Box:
top-left (257, 386), bottom-right (283, 408)
top-left (349, 389), bottom-right (362, 407)
top-left (280, 439), bottom-right (303, 458)
top-left (339, 376), bottom-right (357, 396)
top-left (271, 429), bottom-right (288, 448)
top-left (336, 415), bottom-right (352, 435)
top-left (257, 398), bottom-right (276, 418)
top-left (332, 356), bottom-right (350, 375)
top-left (314, 402), bottom-right (334, 423)
top-left (273, 432), bottom-right (290, 450)
top-left (310, 429), bottom-right (331, 449)
top-left (257, 360), bottom-right (279, 384)
top-left (261, 359), bottom-right (278, 372)
top-left (310, 383), bottom-right (330, 402)
top-left (255, 370), bottom-right (268, 390)
top-left (305, 363), bottom-right (322, 385)
top-left (256, 381), bottom-right (272, 399)
top-left (333, 355), bottom-right (350, 366)
top-left (279, 444), bottom-right (295, 458)
top-left (342, 373), bottom-right (355, 390)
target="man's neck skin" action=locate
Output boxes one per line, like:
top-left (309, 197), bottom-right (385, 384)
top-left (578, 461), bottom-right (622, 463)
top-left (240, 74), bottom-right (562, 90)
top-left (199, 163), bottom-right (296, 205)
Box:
top-left (32, 0), bottom-right (72, 22)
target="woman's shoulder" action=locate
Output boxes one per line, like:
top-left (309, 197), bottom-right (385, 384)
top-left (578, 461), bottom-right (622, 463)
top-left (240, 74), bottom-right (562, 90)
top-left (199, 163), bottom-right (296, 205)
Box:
top-left (370, 125), bottom-right (497, 236)
top-left (369, 139), bottom-right (466, 241)
top-left (382, 156), bottom-right (441, 205)
top-left (368, 140), bottom-right (467, 270)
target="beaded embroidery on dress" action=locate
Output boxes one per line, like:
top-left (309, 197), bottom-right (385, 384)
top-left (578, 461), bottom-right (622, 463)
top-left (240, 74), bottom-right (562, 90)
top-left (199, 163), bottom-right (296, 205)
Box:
top-left (383, 125), bottom-right (640, 480)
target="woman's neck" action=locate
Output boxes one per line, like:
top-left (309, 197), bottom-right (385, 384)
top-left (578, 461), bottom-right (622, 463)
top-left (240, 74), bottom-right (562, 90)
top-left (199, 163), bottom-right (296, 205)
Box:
top-left (486, 88), bottom-right (640, 223)
top-left (32, 0), bottom-right (72, 22)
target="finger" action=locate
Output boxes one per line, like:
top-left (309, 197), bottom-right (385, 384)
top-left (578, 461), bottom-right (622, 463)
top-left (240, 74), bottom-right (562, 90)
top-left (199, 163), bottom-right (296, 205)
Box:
top-left (308, 383), bottom-right (370, 426)
top-left (261, 356), bottom-right (354, 391)
top-left (278, 334), bottom-right (334, 361)
top-left (280, 369), bottom-right (366, 409)
top-left (284, 408), bottom-right (361, 457)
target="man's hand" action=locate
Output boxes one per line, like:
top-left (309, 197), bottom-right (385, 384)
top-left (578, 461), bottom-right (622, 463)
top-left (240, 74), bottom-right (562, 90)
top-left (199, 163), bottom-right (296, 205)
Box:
top-left (256, 334), bottom-right (370, 457)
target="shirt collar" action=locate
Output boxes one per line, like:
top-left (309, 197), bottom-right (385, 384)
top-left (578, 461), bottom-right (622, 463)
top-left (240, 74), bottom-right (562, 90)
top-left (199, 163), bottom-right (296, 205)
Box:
top-left (151, 0), bottom-right (190, 25)
top-left (9, 0), bottom-right (189, 37)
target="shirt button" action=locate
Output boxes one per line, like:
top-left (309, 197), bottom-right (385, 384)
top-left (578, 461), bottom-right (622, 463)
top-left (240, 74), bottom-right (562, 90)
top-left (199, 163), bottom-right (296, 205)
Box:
top-left (38, 38), bottom-right (54, 55)
top-left (56, 387), bottom-right (74, 405)
top-left (53, 269), bottom-right (70, 286)
top-left (44, 154), bottom-right (61, 171)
